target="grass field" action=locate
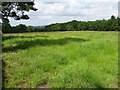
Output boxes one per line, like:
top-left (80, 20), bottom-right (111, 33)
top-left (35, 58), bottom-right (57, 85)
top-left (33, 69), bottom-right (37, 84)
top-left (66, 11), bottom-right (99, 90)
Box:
top-left (2, 31), bottom-right (118, 88)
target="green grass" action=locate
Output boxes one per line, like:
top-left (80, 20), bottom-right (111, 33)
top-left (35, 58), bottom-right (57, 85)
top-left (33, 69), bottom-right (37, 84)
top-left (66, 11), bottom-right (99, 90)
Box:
top-left (2, 31), bottom-right (118, 88)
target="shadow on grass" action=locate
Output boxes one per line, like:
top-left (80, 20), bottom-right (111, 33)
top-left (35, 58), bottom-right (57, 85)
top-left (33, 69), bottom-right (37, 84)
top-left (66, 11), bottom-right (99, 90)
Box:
top-left (2, 59), bottom-right (6, 89)
top-left (2, 35), bottom-right (49, 41)
top-left (3, 36), bottom-right (89, 52)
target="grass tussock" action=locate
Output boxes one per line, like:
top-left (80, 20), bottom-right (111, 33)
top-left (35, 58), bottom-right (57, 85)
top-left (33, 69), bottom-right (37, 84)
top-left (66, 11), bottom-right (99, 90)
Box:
top-left (2, 31), bottom-right (118, 88)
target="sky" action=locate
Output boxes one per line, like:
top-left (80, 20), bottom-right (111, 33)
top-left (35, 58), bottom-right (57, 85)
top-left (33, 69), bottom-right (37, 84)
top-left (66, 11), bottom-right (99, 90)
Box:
top-left (9, 0), bottom-right (119, 26)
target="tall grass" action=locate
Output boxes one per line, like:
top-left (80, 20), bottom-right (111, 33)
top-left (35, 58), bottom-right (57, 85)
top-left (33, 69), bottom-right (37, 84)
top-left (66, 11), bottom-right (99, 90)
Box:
top-left (2, 31), bottom-right (118, 88)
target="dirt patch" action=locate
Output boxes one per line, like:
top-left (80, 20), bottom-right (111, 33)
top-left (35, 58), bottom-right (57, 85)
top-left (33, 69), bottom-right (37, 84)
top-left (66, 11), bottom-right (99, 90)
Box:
top-left (112, 84), bottom-right (118, 88)
top-left (37, 84), bottom-right (50, 89)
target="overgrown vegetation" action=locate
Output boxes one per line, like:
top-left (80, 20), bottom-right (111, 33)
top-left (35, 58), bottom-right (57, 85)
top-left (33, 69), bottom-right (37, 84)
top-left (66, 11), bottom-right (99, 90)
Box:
top-left (3, 31), bottom-right (118, 88)
top-left (2, 15), bottom-right (119, 33)
top-left (2, 2), bottom-right (37, 20)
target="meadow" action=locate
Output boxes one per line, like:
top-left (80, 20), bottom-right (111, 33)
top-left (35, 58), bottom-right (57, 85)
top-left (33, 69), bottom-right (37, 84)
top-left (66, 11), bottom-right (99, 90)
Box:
top-left (2, 31), bottom-right (118, 88)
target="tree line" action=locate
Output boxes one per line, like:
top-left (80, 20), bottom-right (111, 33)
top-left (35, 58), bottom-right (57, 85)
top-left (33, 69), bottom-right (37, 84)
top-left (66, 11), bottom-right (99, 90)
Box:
top-left (45, 15), bottom-right (119, 31)
top-left (2, 15), bottom-right (120, 33)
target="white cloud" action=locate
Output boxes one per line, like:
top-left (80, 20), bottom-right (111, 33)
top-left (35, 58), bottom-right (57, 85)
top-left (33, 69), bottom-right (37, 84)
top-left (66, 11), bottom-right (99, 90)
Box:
top-left (10, 0), bottom-right (118, 26)
top-left (84, 0), bottom-right (119, 2)
top-left (38, 16), bottom-right (52, 20)
top-left (42, 3), bottom-right (65, 15)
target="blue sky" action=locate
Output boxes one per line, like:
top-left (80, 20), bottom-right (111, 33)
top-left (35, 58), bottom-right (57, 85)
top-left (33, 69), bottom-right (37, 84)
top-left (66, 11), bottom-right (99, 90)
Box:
top-left (10, 0), bottom-right (119, 26)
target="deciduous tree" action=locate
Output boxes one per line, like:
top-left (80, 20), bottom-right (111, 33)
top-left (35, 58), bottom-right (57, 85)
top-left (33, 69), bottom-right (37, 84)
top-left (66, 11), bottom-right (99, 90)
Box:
top-left (2, 2), bottom-right (37, 20)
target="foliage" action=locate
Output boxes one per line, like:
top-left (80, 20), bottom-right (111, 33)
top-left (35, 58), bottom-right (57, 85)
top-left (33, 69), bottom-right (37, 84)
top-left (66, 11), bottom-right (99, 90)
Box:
top-left (2, 15), bottom-right (119, 33)
top-left (45, 16), bottom-right (119, 31)
top-left (2, 2), bottom-right (37, 20)
top-left (2, 18), bottom-right (11, 33)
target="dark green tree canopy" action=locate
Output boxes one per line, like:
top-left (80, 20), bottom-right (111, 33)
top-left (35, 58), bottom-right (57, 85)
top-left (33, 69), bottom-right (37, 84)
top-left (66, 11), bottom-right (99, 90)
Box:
top-left (110, 15), bottom-right (116, 20)
top-left (2, 2), bottom-right (37, 20)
